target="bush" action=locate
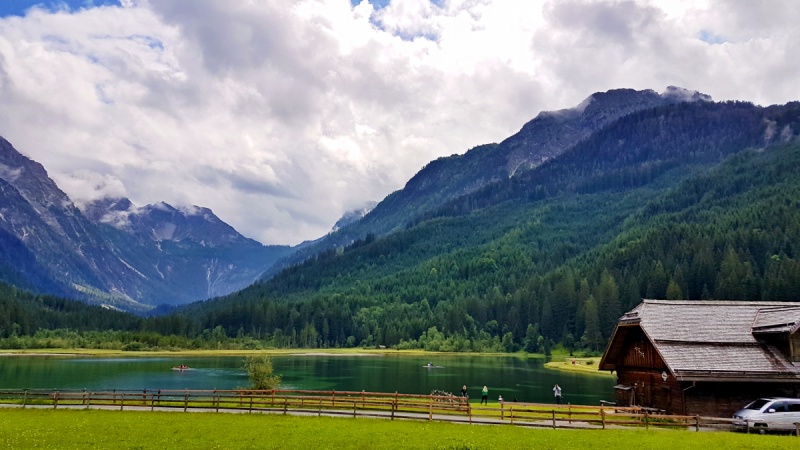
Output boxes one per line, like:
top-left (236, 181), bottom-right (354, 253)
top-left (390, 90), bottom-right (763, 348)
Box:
top-left (243, 353), bottom-right (282, 390)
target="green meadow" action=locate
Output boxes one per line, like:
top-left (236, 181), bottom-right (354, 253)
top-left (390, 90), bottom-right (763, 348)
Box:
top-left (0, 408), bottom-right (793, 449)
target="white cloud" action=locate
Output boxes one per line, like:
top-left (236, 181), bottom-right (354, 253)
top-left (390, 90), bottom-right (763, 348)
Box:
top-left (0, 0), bottom-right (797, 245)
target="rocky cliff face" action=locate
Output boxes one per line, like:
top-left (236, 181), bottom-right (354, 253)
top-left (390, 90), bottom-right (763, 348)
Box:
top-left (0, 137), bottom-right (292, 311)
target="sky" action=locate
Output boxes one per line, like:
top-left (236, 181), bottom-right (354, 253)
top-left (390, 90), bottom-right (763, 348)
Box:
top-left (0, 1), bottom-right (798, 245)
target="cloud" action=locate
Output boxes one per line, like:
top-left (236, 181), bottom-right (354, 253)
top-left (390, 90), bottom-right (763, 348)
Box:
top-left (0, 0), bottom-right (797, 245)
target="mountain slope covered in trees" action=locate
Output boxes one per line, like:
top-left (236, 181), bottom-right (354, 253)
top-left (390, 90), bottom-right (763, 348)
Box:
top-left (160, 99), bottom-right (800, 352)
top-left (2, 96), bottom-right (799, 355)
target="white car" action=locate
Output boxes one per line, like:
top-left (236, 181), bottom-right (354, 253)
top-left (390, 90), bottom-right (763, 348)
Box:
top-left (732, 398), bottom-right (800, 432)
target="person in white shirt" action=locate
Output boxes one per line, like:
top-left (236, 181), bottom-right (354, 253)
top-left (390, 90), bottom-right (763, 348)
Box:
top-left (553, 384), bottom-right (562, 404)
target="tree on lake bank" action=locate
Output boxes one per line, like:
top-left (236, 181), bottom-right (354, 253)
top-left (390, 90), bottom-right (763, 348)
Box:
top-left (243, 353), bottom-right (281, 390)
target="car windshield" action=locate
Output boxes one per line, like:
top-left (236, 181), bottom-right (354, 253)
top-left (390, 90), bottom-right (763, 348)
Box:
top-left (744, 399), bottom-right (771, 410)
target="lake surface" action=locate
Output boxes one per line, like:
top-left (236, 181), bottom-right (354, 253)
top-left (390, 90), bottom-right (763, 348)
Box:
top-left (0, 354), bottom-right (614, 405)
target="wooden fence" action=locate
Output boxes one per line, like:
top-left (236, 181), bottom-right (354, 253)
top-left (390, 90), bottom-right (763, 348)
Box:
top-left (0, 389), bottom-right (797, 435)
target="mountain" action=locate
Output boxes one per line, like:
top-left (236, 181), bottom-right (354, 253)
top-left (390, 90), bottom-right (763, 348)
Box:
top-left (0, 137), bottom-right (293, 311)
top-left (263, 87), bottom-right (711, 278)
top-left (170, 95), bottom-right (800, 353)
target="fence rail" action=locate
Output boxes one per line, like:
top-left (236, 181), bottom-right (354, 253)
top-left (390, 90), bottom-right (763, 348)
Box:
top-left (0, 389), bottom-right (797, 435)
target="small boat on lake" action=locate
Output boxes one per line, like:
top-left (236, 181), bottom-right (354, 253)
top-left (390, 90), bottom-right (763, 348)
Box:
top-left (172, 364), bottom-right (190, 371)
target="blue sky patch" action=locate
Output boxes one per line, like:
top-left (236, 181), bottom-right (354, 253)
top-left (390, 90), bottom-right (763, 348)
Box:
top-left (0, 1), bottom-right (122, 18)
top-left (698, 30), bottom-right (726, 45)
top-left (351, 0), bottom-right (391, 8)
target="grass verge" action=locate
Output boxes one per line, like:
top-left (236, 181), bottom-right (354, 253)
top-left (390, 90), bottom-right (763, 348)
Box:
top-left (0, 408), bottom-right (793, 449)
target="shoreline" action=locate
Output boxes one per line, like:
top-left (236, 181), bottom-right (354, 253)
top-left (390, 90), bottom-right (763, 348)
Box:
top-left (0, 348), bottom-right (545, 358)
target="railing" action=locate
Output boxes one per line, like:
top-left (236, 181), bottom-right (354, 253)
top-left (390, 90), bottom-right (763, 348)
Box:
top-left (0, 389), bottom-right (797, 436)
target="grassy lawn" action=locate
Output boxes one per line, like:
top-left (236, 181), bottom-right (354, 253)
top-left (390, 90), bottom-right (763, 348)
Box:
top-left (543, 357), bottom-right (613, 377)
top-left (0, 408), bottom-right (793, 449)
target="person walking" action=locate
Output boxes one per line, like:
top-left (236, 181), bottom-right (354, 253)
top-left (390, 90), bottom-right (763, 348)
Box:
top-left (553, 384), bottom-right (562, 405)
top-left (481, 385), bottom-right (488, 405)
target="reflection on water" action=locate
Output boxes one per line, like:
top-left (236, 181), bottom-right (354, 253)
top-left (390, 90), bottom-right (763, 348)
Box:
top-left (0, 354), bottom-right (614, 405)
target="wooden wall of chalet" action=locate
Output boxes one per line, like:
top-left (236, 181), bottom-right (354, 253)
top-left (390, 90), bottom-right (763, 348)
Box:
top-left (616, 369), bottom-right (683, 414)
top-left (612, 326), bottom-right (682, 413)
top-left (617, 327), bottom-right (667, 370)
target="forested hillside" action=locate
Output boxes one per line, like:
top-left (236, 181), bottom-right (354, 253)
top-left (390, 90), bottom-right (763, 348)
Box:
top-left (2, 99), bottom-right (799, 354)
top-left (157, 100), bottom-right (800, 353)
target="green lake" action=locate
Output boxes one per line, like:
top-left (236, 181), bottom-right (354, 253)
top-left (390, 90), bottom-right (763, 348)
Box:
top-left (0, 354), bottom-right (614, 405)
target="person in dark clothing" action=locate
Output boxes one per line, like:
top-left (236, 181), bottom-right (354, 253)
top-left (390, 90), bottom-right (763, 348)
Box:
top-left (461, 385), bottom-right (468, 398)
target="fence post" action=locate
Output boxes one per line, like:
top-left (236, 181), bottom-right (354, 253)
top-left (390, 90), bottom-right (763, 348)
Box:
top-left (249, 394), bottom-right (254, 413)
top-left (184, 390), bottom-right (188, 412)
top-left (601, 408), bottom-right (606, 429)
top-left (795, 422), bottom-right (799, 437)
top-left (429, 393), bottom-right (433, 421)
top-left (552, 409), bottom-right (556, 429)
top-left (86, 392), bottom-right (92, 409)
top-left (120, 392), bottom-right (125, 411)
top-left (283, 397), bottom-right (288, 415)
top-left (332, 390), bottom-right (336, 408)
top-left (391, 399), bottom-right (396, 420)
top-left (214, 389), bottom-right (219, 413)
top-left (83, 389), bottom-right (87, 406)
top-left (362, 389), bottom-right (365, 409)
top-left (568, 403), bottom-right (572, 424)
top-left (151, 391), bottom-right (155, 411)
top-left (353, 400), bottom-right (357, 418)
top-left (23, 389), bottom-right (27, 409)
top-left (271, 389), bottom-right (275, 408)
top-left (318, 398), bottom-right (322, 416)
top-left (468, 402), bottom-right (472, 424)
top-left (645, 411), bottom-right (649, 430)
top-left (53, 391), bottom-right (58, 409)
top-left (695, 415), bottom-right (700, 432)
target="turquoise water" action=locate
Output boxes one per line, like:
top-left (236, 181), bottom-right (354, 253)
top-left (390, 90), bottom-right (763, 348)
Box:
top-left (0, 354), bottom-right (614, 405)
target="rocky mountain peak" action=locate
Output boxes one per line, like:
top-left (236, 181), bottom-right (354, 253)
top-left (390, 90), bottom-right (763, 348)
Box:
top-left (501, 87), bottom-right (712, 176)
top-left (83, 196), bottom-right (249, 247)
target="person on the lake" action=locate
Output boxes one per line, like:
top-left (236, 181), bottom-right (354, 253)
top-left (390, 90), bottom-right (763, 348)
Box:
top-left (481, 385), bottom-right (488, 405)
top-left (553, 384), bottom-right (562, 405)
top-left (461, 385), bottom-right (468, 398)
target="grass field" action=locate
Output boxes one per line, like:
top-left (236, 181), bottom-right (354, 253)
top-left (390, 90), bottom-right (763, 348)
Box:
top-left (0, 408), bottom-right (794, 449)
top-left (543, 357), bottom-right (613, 376)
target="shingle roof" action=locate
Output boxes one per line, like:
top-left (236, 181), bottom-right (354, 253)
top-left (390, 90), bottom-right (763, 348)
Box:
top-left (606, 300), bottom-right (800, 381)
top-left (752, 306), bottom-right (800, 334)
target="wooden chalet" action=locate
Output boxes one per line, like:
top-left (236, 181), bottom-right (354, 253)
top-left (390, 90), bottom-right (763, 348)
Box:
top-left (599, 300), bottom-right (800, 417)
